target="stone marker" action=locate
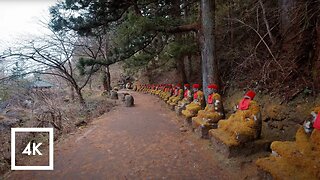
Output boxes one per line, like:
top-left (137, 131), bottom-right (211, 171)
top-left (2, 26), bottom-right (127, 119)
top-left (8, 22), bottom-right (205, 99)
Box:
top-left (119, 93), bottom-right (130, 102)
top-left (110, 91), bottom-right (118, 100)
top-left (124, 95), bottom-right (134, 107)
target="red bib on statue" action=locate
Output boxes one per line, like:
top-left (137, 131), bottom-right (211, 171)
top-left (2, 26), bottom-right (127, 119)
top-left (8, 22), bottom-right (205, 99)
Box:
top-left (313, 114), bottom-right (320, 130)
top-left (239, 98), bottom-right (250, 110)
top-left (184, 90), bottom-right (188, 98)
top-left (208, 94), bottom-right (213, 104)
top-left (194, 92), bottom-right (198, 100)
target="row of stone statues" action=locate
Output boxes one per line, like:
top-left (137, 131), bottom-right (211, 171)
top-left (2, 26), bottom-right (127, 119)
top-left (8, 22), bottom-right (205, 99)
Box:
top-left (134, 83), bottom-right (320, 179)
top-left (135, 83), bottom-right (262, 144)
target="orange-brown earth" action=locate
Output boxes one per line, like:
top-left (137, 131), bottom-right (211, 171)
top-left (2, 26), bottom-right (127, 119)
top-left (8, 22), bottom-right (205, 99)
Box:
top-left (4, 90), bottom-right (259, 180)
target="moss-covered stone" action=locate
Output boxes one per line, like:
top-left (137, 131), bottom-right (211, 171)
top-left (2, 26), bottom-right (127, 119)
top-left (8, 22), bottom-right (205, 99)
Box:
top-left (256, 127), bottom-right (320, 180)
top-left (209, 99), bottom-right (262, 155)
top-left (181, 90), bottom-right (204, 118)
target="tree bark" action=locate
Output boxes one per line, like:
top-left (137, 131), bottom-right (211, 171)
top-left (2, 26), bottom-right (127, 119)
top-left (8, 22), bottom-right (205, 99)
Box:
top-left (185, 55), bottom-right (192, 82)
top-left (312, 25), bottom-right (320, 93)
top-left (311, 2), bottom-right (320, 93)
top-left (200, 0), bottom-right (219, 98)
top-left (172, 0), bottom-right (188, 83)
top-left (70, 85), bottom-right (75, 100)
top-left (88, 78), bottom-right (92, 91)
top-left (279, 0), bottom-right (295, 35)
top-left (176, 56), bottom-right (188, 83)
top-left (102, 65), bottom-right (111, 91)
top-left (75, 86), bottom-right (86, 107)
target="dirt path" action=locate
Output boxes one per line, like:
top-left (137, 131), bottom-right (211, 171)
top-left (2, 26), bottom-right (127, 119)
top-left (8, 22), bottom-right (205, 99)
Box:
top-left (5, 91), bottom-right (250, 180)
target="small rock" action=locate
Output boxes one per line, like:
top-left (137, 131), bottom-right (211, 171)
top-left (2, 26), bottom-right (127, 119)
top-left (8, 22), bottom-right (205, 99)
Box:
top-left (179, 127), bottom-right (187, 132)
top-left (75, 120), bottom-right (87, 127)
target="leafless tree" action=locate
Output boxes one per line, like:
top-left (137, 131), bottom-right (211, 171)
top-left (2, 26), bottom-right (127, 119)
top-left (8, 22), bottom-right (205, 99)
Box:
top-left (2, 29), bottom-right (99, 107)
top-left (73, 32), bottom-right (112, 93)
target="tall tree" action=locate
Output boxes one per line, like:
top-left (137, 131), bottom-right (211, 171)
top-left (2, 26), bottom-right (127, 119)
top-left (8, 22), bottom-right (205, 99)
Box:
top-left (200, 0), bottom-right (219, 98)
top-left (278, 0), bottom-right (295, 35)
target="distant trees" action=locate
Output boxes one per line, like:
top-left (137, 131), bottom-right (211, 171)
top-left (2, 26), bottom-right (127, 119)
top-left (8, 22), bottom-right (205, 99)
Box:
top-left (3, 29), bottom-right (98, 106)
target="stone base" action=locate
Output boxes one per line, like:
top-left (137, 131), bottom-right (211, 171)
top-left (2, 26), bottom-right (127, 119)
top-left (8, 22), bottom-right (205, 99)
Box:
top-left (194, 124), bottom-right (218, 139)
top-left (175, 106), bottom-right (183, 115)
top-left (209, 133), bottom-right (271, 158)
top-left (257, 169), bottom-right (273, 180)
top-left (184, 117), bottom-right (193, 129)
top-left (166, 103), bottom-right (175, 111)
top-left (169, 104), bottom-right (176, 111)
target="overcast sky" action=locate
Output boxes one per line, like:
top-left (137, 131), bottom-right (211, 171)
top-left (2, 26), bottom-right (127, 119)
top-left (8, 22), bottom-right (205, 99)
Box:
top-left (0, 0), bottom-right (57, 51)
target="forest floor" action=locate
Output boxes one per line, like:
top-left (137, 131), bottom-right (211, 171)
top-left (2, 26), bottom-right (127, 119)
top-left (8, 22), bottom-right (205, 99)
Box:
top-left (4, 90), bottom-right (262, 180)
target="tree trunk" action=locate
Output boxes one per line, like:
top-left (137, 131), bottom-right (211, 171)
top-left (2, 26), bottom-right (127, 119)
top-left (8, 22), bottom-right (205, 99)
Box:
top-left (176, 56), bottom-right (188, 83)
top-left (185, 55), bottom-right (192, 82)
top-left (102, 65), bottom-right (111, 91)
top-left (313, 25), bottom-right (320, 93)
top-left (310, 2), bottom-right (320, 93)
top-left (279, 0), bottom-right (295, 35)
top-left (106, 66), bottom-right (111, 90)
top-left (70, 85), bottom-right (75, 100)
top-left (200, 0), bottom-right (219, 98)
top-left (75, 86), bottom-right (86, 107)
top-left (89, 78), bottom-right (92, 91)
top-left (172, 0), bottom-right (187, 83)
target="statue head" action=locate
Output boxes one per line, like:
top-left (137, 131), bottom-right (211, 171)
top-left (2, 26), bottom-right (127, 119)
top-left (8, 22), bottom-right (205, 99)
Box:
top-left (208, 84), bottom-right (218, 94)
top-left (244, 90), bottom-right (256, 100)
top-left (184, 84), bottom-right (190, 90)
top-left (176, 84), bottom-right (181, 89)
top-left (193, 84), bottom-right (200, 91)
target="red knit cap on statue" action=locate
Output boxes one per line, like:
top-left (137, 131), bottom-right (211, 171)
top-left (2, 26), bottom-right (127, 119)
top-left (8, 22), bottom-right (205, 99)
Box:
top-left (245, 90), bottom-right (256, 100)
top-left (193, 84), bottom-right (200, 89)
top-left (184, 84), bottom-right (190, 88)
top-left (208, 84), bottom-right (218, 90)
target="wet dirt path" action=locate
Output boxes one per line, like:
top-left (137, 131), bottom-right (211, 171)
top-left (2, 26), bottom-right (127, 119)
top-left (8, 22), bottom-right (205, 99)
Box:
top-left (6, 91), bottom-right (238, 180)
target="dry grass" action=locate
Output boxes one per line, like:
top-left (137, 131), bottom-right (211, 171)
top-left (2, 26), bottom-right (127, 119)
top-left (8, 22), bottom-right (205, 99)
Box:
top-left (0, 88), bottom-right (116, 176)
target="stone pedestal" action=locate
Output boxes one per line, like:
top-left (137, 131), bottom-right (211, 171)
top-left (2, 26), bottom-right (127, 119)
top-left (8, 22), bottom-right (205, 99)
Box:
top-left (184, 117), bottom-right (193, 130)
top-left (175, 106), bottom-right (184, 115)
top-left (209, 129), bottom-right (271, 158)
top-left (193, 123), bottom-right (218, 139)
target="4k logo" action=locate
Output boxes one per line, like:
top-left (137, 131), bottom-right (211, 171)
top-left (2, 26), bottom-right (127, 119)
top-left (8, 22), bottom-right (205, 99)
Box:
top-left (11, 128), bottom-right (54, 170)
top-left (22, 142), bottom-right (43, 156)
